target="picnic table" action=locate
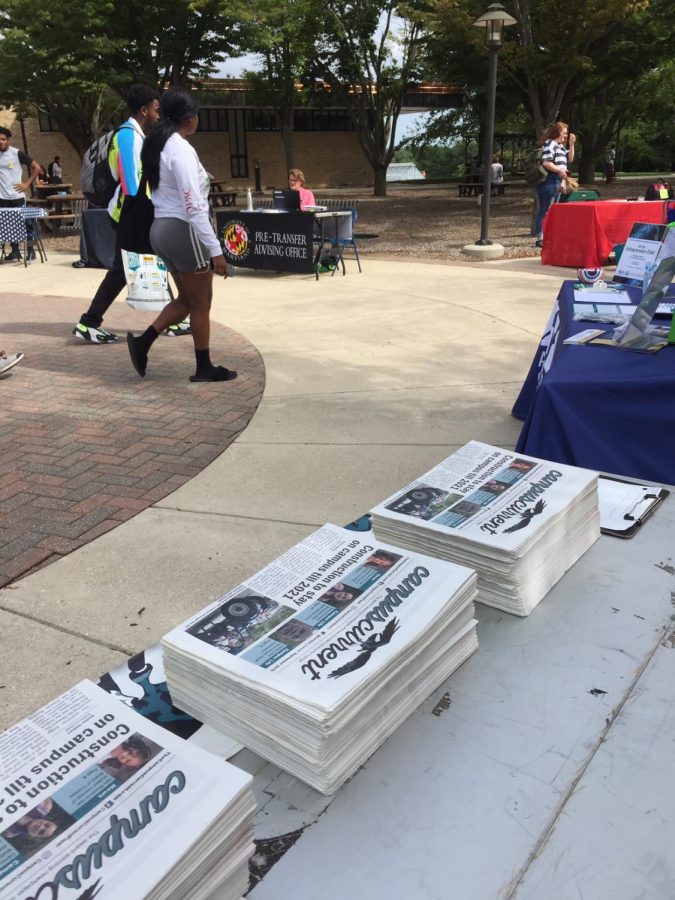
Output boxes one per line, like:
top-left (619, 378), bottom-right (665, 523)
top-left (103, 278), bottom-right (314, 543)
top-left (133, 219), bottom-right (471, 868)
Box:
top-left (35, 183), bottom-right (73, 199)
top-left (43, 192), bottom-right (87, 234)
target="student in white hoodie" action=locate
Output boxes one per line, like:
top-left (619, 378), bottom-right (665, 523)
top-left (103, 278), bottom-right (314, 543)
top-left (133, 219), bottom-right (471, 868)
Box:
top-left (126, 88), bottom-right (237, 383)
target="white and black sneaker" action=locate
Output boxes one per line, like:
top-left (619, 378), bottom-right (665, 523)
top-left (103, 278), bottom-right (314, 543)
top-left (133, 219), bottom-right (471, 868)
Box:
top-left (72, 323), bottom-right (119, 344)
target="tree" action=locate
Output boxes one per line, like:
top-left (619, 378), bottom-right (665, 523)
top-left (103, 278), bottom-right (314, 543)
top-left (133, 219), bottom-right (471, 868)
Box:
top-left (312, 0), bottom-right (426, 196)
top-left (561, 0), bottom-right (674, 181)
top-left (423, 0), bottom-right (673, 181)
top-left (108, 0), bottom-right (243, 88)
top-left (242, 0), bottom-right (321, 171)
top-left (0, 0), bottom-right (128, 153)
top-left (0, 0), bottom-right (242, 156)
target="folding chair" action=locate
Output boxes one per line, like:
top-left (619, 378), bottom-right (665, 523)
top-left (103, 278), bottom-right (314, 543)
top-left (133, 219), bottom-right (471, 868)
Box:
top-left (328, 208), bottom-right (362, 273)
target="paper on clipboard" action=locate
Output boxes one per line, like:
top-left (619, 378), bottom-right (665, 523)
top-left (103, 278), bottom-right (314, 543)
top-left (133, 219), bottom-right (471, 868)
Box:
top-left (598, 477), bottom-right (669, 538)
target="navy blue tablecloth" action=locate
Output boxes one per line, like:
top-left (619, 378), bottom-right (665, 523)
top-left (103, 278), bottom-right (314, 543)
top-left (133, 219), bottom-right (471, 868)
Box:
top-left (513, 280), bottom-right (675, 483)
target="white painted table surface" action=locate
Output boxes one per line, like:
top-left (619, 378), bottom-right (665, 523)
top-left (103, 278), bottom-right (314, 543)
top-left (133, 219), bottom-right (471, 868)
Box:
top-left (236, 498), bottom-right (675, 900)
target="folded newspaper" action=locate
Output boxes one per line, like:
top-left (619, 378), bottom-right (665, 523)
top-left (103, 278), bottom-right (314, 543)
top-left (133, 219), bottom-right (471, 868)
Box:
top-left (370, 441), bottom-right (600, 616)
top-left (162, 524), bottom-right (478, 794)
top-left (0, 681), bottom-right (255, 900)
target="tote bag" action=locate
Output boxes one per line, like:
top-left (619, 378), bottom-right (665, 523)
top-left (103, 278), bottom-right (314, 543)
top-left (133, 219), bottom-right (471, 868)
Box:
top-left (122, 251), bottom-right (171, 311)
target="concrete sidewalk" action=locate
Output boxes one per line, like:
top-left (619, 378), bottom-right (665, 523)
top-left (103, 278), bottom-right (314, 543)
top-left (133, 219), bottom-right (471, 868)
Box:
top-left (0, 249), bottom-right (563, 729)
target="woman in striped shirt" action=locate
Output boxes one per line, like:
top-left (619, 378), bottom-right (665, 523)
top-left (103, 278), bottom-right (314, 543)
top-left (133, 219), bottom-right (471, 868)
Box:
top-left (535, 121), bottom-right (576, 247)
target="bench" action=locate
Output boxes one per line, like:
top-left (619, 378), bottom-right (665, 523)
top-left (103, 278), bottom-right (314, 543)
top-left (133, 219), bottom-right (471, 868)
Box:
top-left (315, 199), bottom-right (360, 211)
top-left (457, 183), bottom-right (506, 197)
top-left (457, 183), bottom-right (482, 197)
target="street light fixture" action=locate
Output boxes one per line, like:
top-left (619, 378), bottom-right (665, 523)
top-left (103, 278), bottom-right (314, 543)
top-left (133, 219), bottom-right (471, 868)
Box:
top-left (471, 3), bottom-right (516, 252)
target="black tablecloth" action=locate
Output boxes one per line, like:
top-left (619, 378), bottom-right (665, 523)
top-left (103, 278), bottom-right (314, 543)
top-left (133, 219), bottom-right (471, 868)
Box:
top-left (79, 209), bottom-right (116, 269)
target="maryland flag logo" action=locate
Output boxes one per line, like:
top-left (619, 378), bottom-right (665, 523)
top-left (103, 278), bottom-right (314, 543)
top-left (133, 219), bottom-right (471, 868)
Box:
top-left (221, 221), bottom-right (250, 259)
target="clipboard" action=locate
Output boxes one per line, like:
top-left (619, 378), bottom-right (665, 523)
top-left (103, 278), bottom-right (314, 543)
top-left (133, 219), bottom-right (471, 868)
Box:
top-left (598, 476), bottom-right (669, 538)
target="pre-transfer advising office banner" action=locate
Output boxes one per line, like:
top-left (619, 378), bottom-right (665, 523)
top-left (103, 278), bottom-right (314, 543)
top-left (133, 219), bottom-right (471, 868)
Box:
top-left (216, 211), bottom-right (315, 273)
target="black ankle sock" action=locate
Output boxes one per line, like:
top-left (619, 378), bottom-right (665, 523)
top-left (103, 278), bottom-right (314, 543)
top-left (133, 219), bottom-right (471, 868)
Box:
top-left (137, 325), bottom-right (160, 356)
top-left (195, 348), bottom-right (213, 375)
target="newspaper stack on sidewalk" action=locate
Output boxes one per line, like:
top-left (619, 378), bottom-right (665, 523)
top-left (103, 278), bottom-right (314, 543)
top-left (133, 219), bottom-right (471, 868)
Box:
top-left (0, 681), bottom-right (255, 900)
top-left (162, 524), bottom-right (478, 794)
top-left (370, 441), bottom-right (600, 616)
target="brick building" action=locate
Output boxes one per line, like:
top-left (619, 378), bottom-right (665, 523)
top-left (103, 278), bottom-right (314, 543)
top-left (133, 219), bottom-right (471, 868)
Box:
top-left (1, 81), bottom-right (461, 191)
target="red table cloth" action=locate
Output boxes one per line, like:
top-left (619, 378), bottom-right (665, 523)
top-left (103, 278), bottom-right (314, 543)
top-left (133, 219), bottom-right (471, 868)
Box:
top-left (541, 200), bottom-right (666, 268)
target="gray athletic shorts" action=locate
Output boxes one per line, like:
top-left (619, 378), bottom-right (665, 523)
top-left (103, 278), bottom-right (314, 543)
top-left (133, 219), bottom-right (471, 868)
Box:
top-left (150, 217), bottom-right (212, 274)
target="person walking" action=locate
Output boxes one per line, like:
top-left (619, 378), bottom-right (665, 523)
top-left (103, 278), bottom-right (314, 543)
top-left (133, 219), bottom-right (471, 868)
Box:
top-left (126, 88), bottom-right (237, 383)
top-left (72, 84), bottom-right (160, 343)
top-left (0, 126), bottom-right (42, 261)
top-left (534, 121), bottom-right (575, 248)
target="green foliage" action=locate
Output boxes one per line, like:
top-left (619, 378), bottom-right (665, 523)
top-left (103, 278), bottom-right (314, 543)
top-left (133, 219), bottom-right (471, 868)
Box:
top-left (240, 0), bottom-right (323, 168)
top-left (311, 0), bottom-right (427, 194)
top-left (419, 0), bottom-right (673, 179)
top-left (412, 143), bottom-right (465, 178)
top-left (0, 0), bottom-right (241, 155)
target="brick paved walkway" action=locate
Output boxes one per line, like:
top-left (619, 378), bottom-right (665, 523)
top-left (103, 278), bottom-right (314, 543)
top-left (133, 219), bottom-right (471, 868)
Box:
top-left (0, 293), bottom-right (265, 587)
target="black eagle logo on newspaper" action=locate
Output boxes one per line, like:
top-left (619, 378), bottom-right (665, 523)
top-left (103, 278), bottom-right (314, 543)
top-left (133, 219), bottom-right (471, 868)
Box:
top-left (502, 498), bottom-right (547, 533)
top-left (327, 618), bottom-right (400, 679)
top-left (76, 881), bottom-right (103, 900)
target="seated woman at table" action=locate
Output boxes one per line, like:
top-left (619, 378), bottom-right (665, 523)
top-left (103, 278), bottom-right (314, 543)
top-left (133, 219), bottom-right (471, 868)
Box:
top-left (534, 121), bottom-right (575, 249)
top-left (288, 168), bottom-right (316, 209)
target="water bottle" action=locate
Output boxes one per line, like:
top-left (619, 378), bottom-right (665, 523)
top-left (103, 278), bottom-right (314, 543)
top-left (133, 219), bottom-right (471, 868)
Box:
top-left (246, 188), bottom-right (253, 210)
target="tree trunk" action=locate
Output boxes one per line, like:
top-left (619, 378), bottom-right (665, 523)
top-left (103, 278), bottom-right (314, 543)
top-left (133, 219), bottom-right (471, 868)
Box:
top-left (373, 166), bottom-right (387, 197)
top-left (577, 150), bottom-right (596, 184)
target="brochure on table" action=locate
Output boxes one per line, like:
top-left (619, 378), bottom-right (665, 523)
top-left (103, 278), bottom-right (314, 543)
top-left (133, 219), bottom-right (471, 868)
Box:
top-left (613, 222), bottom-right (675, 288)
top-left (590, 256), bottom-right (675, 351)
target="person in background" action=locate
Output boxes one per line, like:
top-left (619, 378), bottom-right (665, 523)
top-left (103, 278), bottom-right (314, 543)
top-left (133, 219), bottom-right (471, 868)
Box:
top-left (534, 121), bottom-right (575, 248)
top-left (605, 145), bottom-right (616, 185)
top-left (288, 168), bottom-right (316, 209)
top-left (490, 156), bottom-right (504, 196)
top-left (47, 155), bottom-right (63, 184)
top-left (126, 87), bottom-right (238, 383)
top-left (72, 84), bottom-right (160, 343)
top-left (0, 125), bottom-right (42, 261)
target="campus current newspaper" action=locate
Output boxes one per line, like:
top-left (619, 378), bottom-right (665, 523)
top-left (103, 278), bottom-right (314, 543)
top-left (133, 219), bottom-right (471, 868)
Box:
top-left (0, 681), bottom-right (255, 900)
top-left (370, 441), bottom-right (600, 615)
top-left (163, 525), bottom-right (478, 793)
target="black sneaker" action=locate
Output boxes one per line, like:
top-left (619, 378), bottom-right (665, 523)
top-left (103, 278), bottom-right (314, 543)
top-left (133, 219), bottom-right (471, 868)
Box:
top-left (5, 250), bottom-right (22, 262)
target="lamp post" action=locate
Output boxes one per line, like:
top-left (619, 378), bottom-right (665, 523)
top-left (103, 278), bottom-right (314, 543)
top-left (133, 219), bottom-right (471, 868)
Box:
top-left (462, 2), bottom-right (516, 259)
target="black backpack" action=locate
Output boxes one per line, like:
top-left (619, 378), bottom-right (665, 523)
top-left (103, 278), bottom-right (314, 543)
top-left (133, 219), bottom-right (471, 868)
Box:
top-left (81, 124), bottom-right (132, 208)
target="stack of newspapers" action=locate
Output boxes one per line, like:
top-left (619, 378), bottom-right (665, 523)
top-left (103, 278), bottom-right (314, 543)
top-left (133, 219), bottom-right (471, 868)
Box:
top-left (0, 681), bottom-right (255, 900)
top-left (370, 441), bottom-right (599, 616)
top-left (162, 524), bottom-right (478, 794)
